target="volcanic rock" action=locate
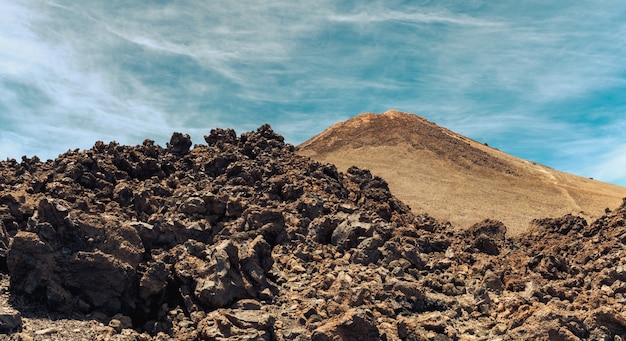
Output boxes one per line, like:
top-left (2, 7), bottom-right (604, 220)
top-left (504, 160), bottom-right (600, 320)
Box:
top-left (198, 308), bottom-right (275, 340)
top-left (0, 308), bottom-right (21, 334)
top-left (2, 124), bottom-right (626, 340)
top-left (311, 308), bottom-right (379, 341)
top-left (167, 132), bottom-right (192, 156)
top-left (0, 125), bottom-right (417, 339)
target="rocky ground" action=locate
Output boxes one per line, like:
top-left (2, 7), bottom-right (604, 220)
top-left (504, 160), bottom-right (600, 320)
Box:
top-left (1, 125), bottom-right (626, 340)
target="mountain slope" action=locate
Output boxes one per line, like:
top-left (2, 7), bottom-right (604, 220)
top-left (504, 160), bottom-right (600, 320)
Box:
top-left (297, 110), bottom-right (626, 235)
top-left (4, 125), bottom-right (626, 339)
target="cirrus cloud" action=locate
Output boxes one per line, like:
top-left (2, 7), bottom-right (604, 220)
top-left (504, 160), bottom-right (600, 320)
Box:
top-left (2, 1), bottom-right (626, 186)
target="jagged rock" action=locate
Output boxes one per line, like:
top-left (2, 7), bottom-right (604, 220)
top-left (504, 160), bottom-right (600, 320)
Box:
top-left (531, 214), bottom-right (588, 235)
top-left (482, 269), bottom-right (503, 293)
top-left (204, 128), bottom-right (237, 146)
top-left (167, 132), bottom-right (192, 156)
top-left (311, 308), bottom-right (379, 341)
top-left (7, 231), bottom-right (57, 300)
top-left (397, 315), bottom-right (431, 340)
top-left (179, 196), bottom-right (207, 215)
top-left (3, 125), bottom-right (626, 340)
top-left (0, 307), bottom-right (22, 334)
top-left (192, 241), bottom-right (250, 308)
top-left (138, 261), bottom-right (169, 302)
top-left (197, 308), bottom-right (275, 340)
top-left (466, 219), bottom-right (507, 255)
top-left (506, 307), bottom-right (588, 340)
top-left (172, 237), bottom-right (273, 311)
top-left (410, 312), bottom-right (451, 335)
top-left (331, 213), bottom-right (373, 252)
top-left (7, 203), bottom-right (143, 314)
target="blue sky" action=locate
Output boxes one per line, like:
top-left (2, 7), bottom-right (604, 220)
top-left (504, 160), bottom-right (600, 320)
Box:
top-left (2, 1), bottom-right (626, 186)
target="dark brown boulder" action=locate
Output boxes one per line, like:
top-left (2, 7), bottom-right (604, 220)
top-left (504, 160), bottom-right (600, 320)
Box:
top-left (167, 132), bottom-right (192, 156)
top-left (7, 230), bottom-right (138, 314)
top-left (530, 214), bottom-right (587, 235)
top-left (173, 236), bottom-right (273, 311)
top-left (197, 308), bottom-right (275, 340)
top-left (0, 307), bottom-right (21, 334)
top-left (466, 219), bottom-right (507, 255)
top-left (312, 309), bottom-right (379, 341)
top-left (7, 231), bottom-right (56, 302)
top-left (204, 128), bottom-right (237, 146)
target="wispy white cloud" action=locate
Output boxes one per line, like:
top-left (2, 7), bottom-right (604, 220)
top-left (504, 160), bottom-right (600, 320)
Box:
top-left (2, 1), bottom-right (626, 186)
top-left (585, 144), bottom-right (626, 184)
top-left (328, 9), bottom-right (502, 27)
top-left (0, 1), bottom-right (178, 159)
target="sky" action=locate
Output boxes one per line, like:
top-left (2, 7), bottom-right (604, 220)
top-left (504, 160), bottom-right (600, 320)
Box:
top-left (1, 1), bottom-right (626, 186)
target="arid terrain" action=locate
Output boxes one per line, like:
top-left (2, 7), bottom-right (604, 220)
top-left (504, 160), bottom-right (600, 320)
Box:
top-left (298, 110), bottom-right (626, 236)
top-left (1, 121), bottom-right (626, 340)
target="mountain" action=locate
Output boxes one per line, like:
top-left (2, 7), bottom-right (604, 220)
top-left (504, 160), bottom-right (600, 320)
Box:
top-left (297, 110), bottom-right (626, 235)
top-left (3, 125), bottom-right (626, 339)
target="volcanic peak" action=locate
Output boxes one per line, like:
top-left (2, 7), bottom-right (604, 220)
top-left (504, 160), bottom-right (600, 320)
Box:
top-left (299, 110), bottom-right (519, 177)
top-left (297, 110), bottom-right (626, 235)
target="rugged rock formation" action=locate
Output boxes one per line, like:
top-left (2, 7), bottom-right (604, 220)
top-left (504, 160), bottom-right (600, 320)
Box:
top-left (1, 124), bottom-right (626, 340)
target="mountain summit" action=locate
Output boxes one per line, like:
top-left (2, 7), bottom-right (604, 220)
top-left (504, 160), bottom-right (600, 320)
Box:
top-left (298, 110), bottom-right (626, 235)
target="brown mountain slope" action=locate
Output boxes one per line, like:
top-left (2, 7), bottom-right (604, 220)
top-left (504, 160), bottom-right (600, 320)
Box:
top-left (297, 110), bottom-right (626, 236)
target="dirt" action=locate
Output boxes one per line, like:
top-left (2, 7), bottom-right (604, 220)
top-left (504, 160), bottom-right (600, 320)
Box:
top-left (297, 110), bottom-right (626, 236)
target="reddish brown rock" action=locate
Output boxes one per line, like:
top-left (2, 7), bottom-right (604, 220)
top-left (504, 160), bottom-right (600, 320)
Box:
top-left (2, 126), bottom-right (626, 340)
